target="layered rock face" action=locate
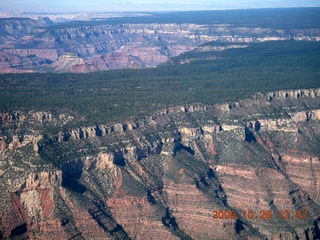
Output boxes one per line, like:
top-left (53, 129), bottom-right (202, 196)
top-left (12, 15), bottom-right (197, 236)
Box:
top-left (1, 17), bottom-right (319, 73)
top-left (1, 88), bottom-right (320, 239)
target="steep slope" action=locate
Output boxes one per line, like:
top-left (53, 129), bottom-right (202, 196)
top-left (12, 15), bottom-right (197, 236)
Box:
top-left (51, 53), bottom-right (92, 73)
top-left (1, 8), bottom-right (320, 73)
top-left (1, 88), bottom-right (320, 239)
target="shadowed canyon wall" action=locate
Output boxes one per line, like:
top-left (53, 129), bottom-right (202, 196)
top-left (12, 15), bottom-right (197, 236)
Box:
top-left (0, 88), bottom-right (320, 239)
top-left (1, 17), bottom-right (319, 73)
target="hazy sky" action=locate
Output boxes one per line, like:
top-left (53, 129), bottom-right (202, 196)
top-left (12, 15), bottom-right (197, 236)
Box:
top-left (1, 0), bottom-right (319, 12)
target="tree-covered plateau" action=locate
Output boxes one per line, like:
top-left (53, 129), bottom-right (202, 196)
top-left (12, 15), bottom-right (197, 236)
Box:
top-left (0, 40), bottom-right (319, 128)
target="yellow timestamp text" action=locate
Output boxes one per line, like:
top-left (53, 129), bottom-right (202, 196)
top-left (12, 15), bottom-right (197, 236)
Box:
top-left (212, 210), bottom-right (307, 220)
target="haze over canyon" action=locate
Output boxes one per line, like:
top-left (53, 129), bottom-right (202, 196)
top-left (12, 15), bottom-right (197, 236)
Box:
top-left (1, 8), bottom-right (320, 240)
top-left (0, 9), bottom-right (320, 73)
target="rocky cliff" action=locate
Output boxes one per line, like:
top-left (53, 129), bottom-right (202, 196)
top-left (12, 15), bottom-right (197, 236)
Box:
top-left (0, 88), bottom-right (320, 239)
top-left (0, 16), bottom-right (319, 73)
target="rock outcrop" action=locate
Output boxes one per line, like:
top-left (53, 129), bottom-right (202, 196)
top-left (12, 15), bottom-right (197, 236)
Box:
top-left (1, 88), bottom-right (320, 239)
top-left (1, 17), bottom-right (319, 73)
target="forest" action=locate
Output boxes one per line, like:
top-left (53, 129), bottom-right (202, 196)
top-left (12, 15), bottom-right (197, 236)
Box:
top-left (50, 8), bottom-right (320, 30)
top-left (0, 40), bottom-right (320, 129)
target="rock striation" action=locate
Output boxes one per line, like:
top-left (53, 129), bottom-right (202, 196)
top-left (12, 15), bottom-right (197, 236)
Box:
top-left (1, 88), bottom-right (320, 239)
top-left (1, 17), bottom-right (320, 73)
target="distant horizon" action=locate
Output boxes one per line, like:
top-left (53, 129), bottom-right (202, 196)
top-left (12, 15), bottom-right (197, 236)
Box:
top-left (1, 0), bottom-right (320, 13)
top-left (9, 6), bottom-right (320, 14)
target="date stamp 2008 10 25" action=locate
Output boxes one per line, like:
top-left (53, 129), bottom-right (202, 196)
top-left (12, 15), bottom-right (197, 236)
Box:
top-left (212, 210), bottom-right (307, 220)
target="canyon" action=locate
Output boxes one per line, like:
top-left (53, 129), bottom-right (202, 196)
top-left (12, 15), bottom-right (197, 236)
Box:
top-left (0, 88), bottom-right (320, 239)
top-left (0, 12), bottom-right (320, 73)
top-left (1, 8), bottom-right (320, 240)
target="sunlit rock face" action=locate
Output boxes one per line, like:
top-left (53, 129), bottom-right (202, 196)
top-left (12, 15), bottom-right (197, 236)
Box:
top-left (1, 89), bottom-right (320, 239)
top-left (1, 16), bottom-right (319, 73)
